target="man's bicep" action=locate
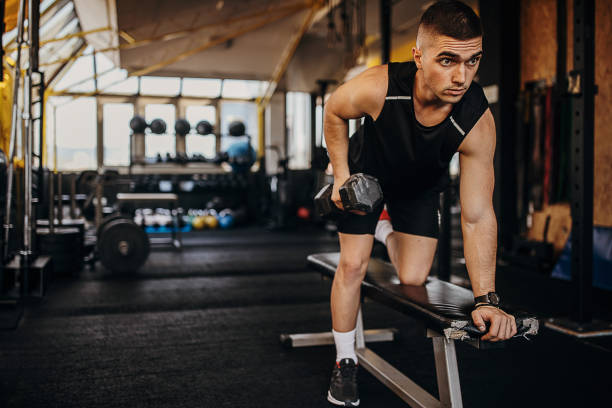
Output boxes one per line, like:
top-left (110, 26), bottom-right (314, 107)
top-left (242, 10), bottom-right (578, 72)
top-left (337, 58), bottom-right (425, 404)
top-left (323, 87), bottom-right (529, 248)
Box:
top-left (458, 110), bottom-right (496, 223)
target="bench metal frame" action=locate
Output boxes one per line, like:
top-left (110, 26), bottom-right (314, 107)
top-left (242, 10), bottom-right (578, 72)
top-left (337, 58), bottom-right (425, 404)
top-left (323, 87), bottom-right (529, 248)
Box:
top-left (283, 308), bottom-right (463, 408)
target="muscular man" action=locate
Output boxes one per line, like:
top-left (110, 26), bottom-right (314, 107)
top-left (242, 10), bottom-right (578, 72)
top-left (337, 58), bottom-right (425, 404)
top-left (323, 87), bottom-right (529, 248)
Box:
top-left (323, 1), bottom-right (517, 406)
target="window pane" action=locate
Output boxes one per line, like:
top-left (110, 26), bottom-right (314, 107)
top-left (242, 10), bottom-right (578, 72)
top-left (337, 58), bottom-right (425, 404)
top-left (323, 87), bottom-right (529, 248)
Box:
top-left (53, 97), bottom-right (97, 170)
top-left (103, 103), bottom-right (133, 166)
top-left (54, 50), bottom-right (96, 93)
top-left (286, 92), bottom-right (311, 170)
top-left (145, 104), bottom-right (176, 158)
top-left (220, 101), bottom-right (258, 153)
top-left (182, 78), bottom-right (222, 98)
top-left (98, 69), bottom-right (139, 94)
top-left (186, 105), bottom-right (216, 158)
top-left (315, 104), bottom-right (324, 148)
top-left (140, 76), bottom-right (181, 96)
top-left (221, 79), bottom-right (268, 99)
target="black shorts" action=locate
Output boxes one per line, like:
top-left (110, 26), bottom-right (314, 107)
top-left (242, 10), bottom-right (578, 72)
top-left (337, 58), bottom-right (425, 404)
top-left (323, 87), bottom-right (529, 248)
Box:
top-left (336, 190), bottom-right (441, 238)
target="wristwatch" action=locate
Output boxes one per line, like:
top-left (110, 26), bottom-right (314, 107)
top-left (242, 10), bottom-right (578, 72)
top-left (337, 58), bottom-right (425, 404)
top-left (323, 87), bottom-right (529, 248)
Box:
top-left (474, 292), bottom-right (501, 307)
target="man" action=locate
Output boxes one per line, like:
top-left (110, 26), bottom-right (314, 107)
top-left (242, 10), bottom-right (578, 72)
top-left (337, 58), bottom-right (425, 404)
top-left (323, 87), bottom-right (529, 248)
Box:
top-left (322, 1), bottom-right (517, 406)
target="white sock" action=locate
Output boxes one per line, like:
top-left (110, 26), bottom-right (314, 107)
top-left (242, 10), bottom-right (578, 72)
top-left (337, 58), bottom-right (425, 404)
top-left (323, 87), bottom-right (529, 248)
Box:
top-left (374, 219), bottom-right (393, 245)
top-left (333, 328), bottom-right (357, 363)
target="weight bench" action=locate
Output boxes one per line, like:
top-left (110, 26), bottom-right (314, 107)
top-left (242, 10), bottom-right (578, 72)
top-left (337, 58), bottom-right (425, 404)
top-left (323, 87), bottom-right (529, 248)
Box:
top-left (281, 253), bottom-right (539, 408)
top-left (116, 193), bottom-right (182, 250)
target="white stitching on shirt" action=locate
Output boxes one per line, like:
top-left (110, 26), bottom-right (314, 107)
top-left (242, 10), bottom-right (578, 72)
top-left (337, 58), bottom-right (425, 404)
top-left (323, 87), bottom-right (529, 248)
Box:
top-left (449, 115), bottom-right (465, 136)
top-left (385, 96), bottom-right (412, 100)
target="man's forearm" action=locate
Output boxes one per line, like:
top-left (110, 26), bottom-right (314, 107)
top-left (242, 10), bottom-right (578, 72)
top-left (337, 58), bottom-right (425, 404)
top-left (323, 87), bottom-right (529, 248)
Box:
top-left (461, 208), bottom-right (497, 298)
top-left (323, 111), bottom-right (350, 179)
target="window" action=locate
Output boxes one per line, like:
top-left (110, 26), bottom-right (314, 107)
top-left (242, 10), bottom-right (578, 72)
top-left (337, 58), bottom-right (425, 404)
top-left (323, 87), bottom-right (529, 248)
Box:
top-left (220, 101), bottom-right (258, 153)
top-left (54, 46), bottom-right (96, 93)
top-left (103, 103), bottom-right (134, 166)
top-left (315, 104), bottom-right (324, 147)
top-left (286, 92), bottom-right (311, 169)
top-left (49, 97), bottom-right (97, 170)
top-left (140, 76), bottom-right (181, 96)
top-left (185, 105), bottom-right (216, 158)
top-left (145, 104), bottom-right (176, 158)
top-left (98, 69), bottom-right (139, 95)
top-left (221, 79), bottom-right (268, 99)
top-left (182, 78), bottom-right (222, 98)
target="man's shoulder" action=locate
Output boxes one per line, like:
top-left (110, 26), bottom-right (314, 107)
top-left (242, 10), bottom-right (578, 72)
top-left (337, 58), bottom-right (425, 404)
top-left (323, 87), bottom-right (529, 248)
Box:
top-left (458, 80), bottom-right (489, 116)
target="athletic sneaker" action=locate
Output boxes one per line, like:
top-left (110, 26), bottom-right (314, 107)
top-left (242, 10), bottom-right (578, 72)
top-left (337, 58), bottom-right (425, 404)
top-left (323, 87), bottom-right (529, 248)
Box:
top-left (327, 358), bottom-right (360, 406)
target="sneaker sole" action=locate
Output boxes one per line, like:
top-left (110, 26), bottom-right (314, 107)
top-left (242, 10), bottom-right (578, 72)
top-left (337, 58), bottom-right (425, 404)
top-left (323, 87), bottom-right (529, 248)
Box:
top-left (327, 390), bottom-right (360, 407)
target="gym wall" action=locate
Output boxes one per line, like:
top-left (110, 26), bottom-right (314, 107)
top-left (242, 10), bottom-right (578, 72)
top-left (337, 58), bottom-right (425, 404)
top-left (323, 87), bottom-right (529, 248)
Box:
top-left (520, 0), bottom-right (612, 227)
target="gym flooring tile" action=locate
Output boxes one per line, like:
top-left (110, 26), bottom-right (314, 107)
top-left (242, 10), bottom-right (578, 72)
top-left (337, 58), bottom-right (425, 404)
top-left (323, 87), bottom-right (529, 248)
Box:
top-left (1, 228), bottom-right (611, 407)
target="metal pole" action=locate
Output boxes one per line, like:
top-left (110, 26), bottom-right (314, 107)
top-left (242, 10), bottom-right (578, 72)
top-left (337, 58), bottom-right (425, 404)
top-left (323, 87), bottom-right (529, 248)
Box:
top-left (57, 171), bottom-right (63, 224)
top-left (48, 172), bottom-right (54, 233)
top-left (70, 174), bottom-right (77, 219)
top-left (3, 0), bottom-right (27, 261)
top-left (22, 71), bottom-right (33, 258)
top-left (571, 0), bottom-right (595, 323)
top-left (380, 0), bottom-right (391, 64)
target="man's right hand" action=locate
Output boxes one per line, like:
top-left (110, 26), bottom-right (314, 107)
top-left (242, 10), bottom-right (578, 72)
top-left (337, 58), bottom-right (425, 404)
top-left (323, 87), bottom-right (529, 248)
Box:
top-left (331, 174), bottom-right (350, 211)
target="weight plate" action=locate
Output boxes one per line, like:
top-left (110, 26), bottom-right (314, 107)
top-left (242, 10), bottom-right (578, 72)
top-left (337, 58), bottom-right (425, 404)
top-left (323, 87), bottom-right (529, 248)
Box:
top-left (98, 219), bottom-right (150, 273)
top-left (97, 214), bottom-right (133, 238)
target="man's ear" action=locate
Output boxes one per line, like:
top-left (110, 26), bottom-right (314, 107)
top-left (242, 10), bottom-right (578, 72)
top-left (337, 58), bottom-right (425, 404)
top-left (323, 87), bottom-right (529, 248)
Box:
top-left (412, 47), bottom-right (423, 69)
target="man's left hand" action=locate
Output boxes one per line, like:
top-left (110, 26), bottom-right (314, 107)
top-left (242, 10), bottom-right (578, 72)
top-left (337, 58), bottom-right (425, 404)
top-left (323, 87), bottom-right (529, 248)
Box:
top-left (471, 306), bottom-right (517, 342)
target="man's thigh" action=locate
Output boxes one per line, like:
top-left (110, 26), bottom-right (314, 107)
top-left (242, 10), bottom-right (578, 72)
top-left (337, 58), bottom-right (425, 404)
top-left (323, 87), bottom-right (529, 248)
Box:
top-left (390, 232), bottom-right (437, 285)
top-left (386, 192), bottom-right (440, 284)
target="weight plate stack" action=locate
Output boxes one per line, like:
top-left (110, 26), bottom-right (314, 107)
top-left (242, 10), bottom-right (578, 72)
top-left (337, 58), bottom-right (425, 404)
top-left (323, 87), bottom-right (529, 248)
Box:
top-left (37, 227), bottom-right (84, 278)
top-left (97, 219), bottom-right (150, 274)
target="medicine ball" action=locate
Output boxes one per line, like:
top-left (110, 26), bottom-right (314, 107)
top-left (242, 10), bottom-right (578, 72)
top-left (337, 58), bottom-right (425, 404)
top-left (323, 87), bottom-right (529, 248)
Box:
top-left (129, 116), bottom-right (147, 133)
top-left (225, 141), bottom-right (256, 173)
top-left (149, 118), bottom-right (167, 134)
top-left (228, 120), bottom-right (246, 137)
top-left (196, 120), bottom-right (213, 135)
top-left (175, 119), bottom-right (191, 136)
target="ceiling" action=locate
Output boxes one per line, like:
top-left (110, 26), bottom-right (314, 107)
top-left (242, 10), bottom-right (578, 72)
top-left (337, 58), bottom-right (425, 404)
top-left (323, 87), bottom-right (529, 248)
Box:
top-left (68, 0), bottom-right (474, 93)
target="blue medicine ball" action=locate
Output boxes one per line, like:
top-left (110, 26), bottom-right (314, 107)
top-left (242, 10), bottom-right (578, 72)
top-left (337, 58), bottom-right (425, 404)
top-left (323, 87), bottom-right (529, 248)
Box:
top-left (225, 141), bottom-right (256, 172)
top-left (218, 214), bottom-right (234, 229)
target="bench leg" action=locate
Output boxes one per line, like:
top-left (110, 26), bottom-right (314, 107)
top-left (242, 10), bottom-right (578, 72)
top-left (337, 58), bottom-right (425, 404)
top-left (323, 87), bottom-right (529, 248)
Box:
top-left (432, 336), bottom-right (463, 408)
top-left (280, 328), bottom-right (397, 348)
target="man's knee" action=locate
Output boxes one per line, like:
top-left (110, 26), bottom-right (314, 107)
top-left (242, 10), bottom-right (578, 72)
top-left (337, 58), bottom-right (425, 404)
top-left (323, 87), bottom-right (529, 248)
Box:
top-left (397, 264), bottom-right (430, 286)
top-left (336, 257), bottom-right (369, 285)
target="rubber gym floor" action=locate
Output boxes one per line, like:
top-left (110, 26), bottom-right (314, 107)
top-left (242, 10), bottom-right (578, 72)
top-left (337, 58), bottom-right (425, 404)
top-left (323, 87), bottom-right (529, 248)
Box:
top-left (1, 227), bottom-right (611, 408)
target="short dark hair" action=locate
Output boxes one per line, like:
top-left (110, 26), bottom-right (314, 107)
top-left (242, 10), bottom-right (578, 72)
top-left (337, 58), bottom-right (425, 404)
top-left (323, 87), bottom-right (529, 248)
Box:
top-left (418, 1), bottom-right (482, 40)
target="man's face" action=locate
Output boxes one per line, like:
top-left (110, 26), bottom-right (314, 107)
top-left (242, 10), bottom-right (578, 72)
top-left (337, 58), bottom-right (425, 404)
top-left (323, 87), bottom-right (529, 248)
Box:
top-left (413, 31), bottom-right (482, 103)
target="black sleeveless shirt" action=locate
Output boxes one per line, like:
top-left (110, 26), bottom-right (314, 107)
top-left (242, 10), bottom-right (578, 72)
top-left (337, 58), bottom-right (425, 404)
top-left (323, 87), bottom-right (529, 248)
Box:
top-left (348, 61), bottom-right (489, 199)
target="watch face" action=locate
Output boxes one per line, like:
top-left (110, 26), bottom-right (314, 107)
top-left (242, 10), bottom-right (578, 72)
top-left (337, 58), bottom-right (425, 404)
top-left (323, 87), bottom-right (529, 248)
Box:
top-left (489, 292), bottom-right (500, 305)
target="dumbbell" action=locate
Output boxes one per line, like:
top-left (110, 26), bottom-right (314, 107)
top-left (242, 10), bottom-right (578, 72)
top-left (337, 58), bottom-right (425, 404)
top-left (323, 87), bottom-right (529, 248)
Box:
top-left (314, 173), bottom-right (383, 218)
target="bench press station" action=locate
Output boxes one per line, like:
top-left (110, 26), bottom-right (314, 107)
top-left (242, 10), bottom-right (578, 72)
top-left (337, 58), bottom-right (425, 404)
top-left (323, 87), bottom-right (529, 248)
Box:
top-left (281, 253), bottom-right (539, 407)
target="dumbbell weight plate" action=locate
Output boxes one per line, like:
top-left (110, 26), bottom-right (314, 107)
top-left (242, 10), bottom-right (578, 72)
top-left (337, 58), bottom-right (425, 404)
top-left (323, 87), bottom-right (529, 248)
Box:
top-left (339, 173), bottom-right (383, 213)
top-left (97, 213), bottom-right (133, 238)
top-left (98, 219), bottom-right (150, 273)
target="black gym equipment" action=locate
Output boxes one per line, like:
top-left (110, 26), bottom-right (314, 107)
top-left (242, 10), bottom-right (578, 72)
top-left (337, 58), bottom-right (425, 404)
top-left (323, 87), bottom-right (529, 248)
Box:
top-left (97, 218), bottom-right (150, 274)
top-left (228, 120), bottom-right (246, 137)
top-left (149, 118), bottom-right (167, 134)
top-left (175, 118), bottom-right (191, 136)
top-left (314, 173), bottom-right (382, 218)
top-left (129, 116), bottom-right (148, 133)
top-left (196, 120), bottom-right (214, 135)
top-left (282, 253), bottom-right (539, 407)
top-left (36, 227), bottom-right (83, 277)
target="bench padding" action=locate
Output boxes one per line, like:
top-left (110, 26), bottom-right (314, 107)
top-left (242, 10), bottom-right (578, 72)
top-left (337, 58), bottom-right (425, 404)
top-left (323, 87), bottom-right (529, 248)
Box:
top-left (307, 253), bottom-right (539, 341)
